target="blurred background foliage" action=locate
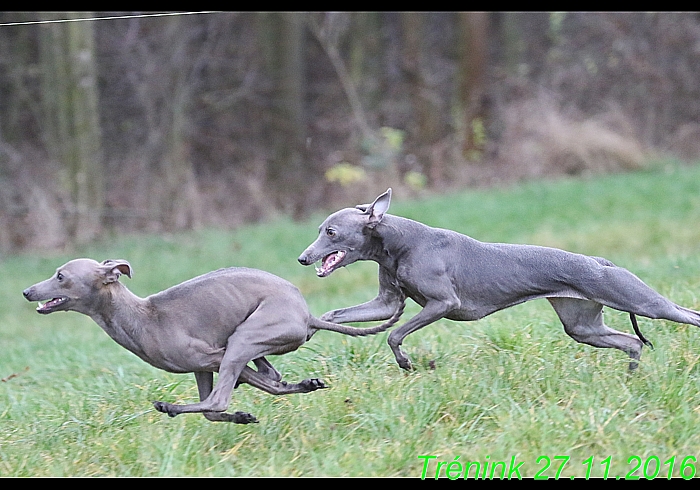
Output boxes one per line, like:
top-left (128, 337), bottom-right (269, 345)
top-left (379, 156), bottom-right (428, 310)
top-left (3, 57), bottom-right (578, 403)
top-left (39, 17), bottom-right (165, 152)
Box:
top-left (1, 12), bottom-right (699, 252)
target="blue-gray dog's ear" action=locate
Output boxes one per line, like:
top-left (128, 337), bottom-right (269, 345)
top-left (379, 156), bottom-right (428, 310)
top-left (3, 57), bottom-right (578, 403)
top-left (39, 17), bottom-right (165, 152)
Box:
top-left (100, 259), bottom-right (133, 284)
top-left (366, 188), bottom-right (392, 228)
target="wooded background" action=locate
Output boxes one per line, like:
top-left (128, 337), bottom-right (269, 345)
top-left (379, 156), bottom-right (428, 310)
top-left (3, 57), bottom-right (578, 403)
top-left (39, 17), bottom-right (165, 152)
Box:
top-left (1, 12), bottom-right (699, 252)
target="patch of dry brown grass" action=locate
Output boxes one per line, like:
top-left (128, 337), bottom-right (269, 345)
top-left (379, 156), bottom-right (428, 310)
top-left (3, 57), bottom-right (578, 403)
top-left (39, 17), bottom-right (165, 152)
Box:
top-left (495, 94), bottom-right (648, 178)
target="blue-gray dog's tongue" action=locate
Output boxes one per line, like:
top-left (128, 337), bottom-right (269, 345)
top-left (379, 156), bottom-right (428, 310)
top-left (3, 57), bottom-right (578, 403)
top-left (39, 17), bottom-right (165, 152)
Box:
top-left (36, 297), bottom-right (66, 312)
top-left (316, 251), bottom-right (346, 277)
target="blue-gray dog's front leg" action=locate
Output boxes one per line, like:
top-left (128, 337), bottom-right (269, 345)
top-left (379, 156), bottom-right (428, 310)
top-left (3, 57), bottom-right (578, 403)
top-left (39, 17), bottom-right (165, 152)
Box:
top-left (321, 267), bottom-right (403, 324)
top-left (190, 371), bottom-right (258, 423)
top-left (387, 299), bottom-right (460, 370)
top-left (321, 293), bottom-right (401, 324)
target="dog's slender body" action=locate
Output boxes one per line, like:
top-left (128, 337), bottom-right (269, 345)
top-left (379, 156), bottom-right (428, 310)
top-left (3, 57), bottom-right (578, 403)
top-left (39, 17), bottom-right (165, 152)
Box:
top-left (23, 259), bottom-right (403, 423)
top-left (298, 189), bottom-right (700, 371)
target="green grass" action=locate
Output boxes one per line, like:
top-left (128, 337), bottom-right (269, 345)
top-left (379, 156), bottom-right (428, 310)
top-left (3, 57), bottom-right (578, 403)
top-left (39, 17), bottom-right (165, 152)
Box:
top-left (2, 161), bottom-right (700, 477)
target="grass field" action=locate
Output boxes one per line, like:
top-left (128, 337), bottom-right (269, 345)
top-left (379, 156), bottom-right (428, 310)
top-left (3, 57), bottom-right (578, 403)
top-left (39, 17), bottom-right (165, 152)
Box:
top-left (2, 161), bottom-right (700, 477)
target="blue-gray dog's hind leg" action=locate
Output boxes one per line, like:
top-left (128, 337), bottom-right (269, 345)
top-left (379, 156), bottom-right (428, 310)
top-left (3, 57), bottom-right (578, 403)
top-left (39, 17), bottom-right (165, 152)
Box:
top-left (548, 297), bottom-right (644, 370)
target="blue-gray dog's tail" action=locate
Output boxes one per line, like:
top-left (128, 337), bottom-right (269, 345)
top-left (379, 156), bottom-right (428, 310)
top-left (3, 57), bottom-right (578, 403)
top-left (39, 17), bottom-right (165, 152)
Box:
top-left (310, 298), bottom-right (405, 337)
top-left (629, 313), bottom-right (654, 350)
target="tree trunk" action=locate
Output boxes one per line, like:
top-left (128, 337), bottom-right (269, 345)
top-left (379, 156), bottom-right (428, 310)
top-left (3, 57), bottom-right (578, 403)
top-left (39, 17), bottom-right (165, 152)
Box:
top-left (499, 12), bottom-right (524, 77)
top-left (349, 12), bottom-right (382, 114)
top-left (401, 13), bottom-right (442, 185)
top-left (40, 12), bottom-right (103, 244)
top-left (457, 12), bottom-right (489, 161)
top-left (157, 16), bottom-right (202, 231)
top-left (263, 12), bottom-right (310, 217)
top-left (0, 13), bottom-right (37, 145)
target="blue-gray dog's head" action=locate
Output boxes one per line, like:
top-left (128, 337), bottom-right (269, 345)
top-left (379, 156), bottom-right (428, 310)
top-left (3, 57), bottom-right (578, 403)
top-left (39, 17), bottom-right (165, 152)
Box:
top-left (23, 259), bottom-right (132, 315)
top-left (298, 189), bottom-right (392, 277)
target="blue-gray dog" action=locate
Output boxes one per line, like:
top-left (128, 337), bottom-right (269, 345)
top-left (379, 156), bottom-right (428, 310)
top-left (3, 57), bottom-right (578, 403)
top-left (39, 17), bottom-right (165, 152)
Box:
top-left (299, 188), bottom-right (700, 371)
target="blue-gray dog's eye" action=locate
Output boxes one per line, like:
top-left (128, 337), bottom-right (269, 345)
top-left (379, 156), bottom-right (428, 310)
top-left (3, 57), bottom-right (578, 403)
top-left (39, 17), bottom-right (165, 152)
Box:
top-left (326, 228), bottom-right (336, 237)
top-left (57, 272), bottom-right (64, 281)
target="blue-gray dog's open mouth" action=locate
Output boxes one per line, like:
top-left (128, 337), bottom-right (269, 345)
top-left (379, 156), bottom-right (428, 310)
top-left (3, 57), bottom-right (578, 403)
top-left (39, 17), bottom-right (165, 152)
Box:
top-left (36, 297), bottom-right (68, 314)
top-left (316, 251), bottom-right (346, 277)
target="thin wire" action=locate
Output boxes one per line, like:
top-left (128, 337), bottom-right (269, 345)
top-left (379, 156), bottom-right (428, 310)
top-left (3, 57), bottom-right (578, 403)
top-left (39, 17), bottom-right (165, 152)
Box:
top-left (0, 11), bottom-right (223, 27)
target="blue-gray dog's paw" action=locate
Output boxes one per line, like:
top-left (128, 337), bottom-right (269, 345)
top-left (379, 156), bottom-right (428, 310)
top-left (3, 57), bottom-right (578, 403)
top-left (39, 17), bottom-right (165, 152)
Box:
top-left (203, 410), bottom-right (259, 423)
top-left (230, 411), bottom-right (258, 424)
top-left (153, 400), bottom-right (178, 417)
top-left (300, 378), bottom-right (327, 392)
